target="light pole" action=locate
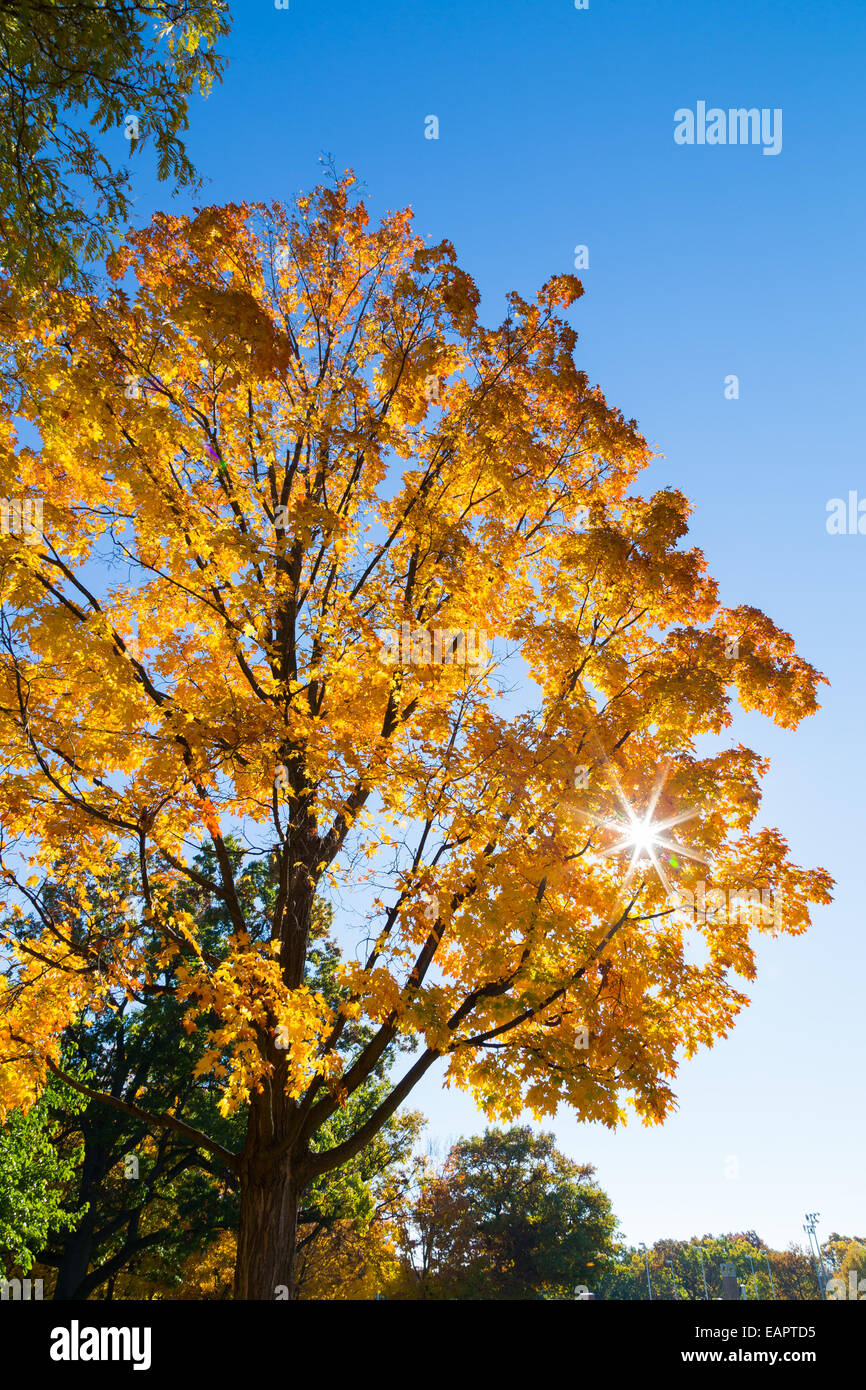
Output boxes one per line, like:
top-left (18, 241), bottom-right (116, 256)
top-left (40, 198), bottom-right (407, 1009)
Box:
top-left (804, 1212), bottom-right (828, 1300)
top-left (697, 1245), bottom-right (710, 1301)
top-left (667, 1259), bottom-right (679, 1300)
top-left (639, 1242), bottom-right (653, 1301)
top-left (802, 1222), bottom-right (818, 1295)
top-left (764, 1251), bottom-right (777, 1300)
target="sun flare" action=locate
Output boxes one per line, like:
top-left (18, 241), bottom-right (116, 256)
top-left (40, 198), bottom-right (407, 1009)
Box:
top-left (573, 746), bottom-right (710, 894)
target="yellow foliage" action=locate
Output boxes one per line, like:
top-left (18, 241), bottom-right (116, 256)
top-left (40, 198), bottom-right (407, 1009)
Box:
top-left (297, 1220), bottom-right (402, 1301)
top-left (0, 176), bottom-right (833, 1247)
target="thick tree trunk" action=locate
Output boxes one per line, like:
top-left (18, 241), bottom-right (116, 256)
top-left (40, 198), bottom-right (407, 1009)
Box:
top-left (234, 1151), bottom-right (301, 1300)
top-left (53, 1213), bottom-right (98, 1300)
top-left (231, 851), bottom-right (316, 1300)
top-left (52, 1137), bottom-right (105, 1300)
top-left (234, 1072), bottom-right (306, 1301)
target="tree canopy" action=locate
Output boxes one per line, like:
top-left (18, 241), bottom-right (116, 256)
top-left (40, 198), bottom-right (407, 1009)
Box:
top-left (599, 1232), bottom-right (825, 1302)
top-left (0, 174), bottom-right (833, 1296)
top-left (0, 1), bottom-right (230, 289)
top-left (396, 1125), bottom-right (616, 1300)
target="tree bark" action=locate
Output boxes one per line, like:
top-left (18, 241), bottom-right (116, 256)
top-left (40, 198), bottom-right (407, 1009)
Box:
top-left (52, 1135), bottom-right (106, 1300)
top-left (234, 1149), bottom-right (302, 1300)
top-left (53, 1212), bottom-right (98, 1300)
top-left (234, 1075), bottom-right (305, 1301)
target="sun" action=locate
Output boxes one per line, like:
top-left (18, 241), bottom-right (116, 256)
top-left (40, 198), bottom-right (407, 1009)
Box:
top-left (626, 817), bottom-right (659, 856)
top-left (573, 750), bottom-right (709, 894)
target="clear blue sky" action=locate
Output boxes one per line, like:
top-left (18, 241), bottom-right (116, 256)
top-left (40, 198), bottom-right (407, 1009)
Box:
top-left (127, 0), bottom-right (864, 1252)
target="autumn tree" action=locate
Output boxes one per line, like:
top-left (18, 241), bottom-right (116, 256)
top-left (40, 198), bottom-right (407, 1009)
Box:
top-left (822, 1233), bottom-right (866, 1301)
top-left (126, 1101), bottom-right (418, 1301)
top-left (600, 1233), bottom-right (823, 1301)
top-left (295, 1200), bottom-right (404, 1301)
top-left (835, 1239), bottom-right (866, 1296)
top-left (594, 1239), bottom-right (806, 1301)
top-left (0, 175), bottom-right (832, 1298)
top-left (395, 1126), bottom-right (616, 1300)
top-left (0, 0), bottom-right (230, 289)
top-left (767, 1245), bottom-right (822, 1301)
top-left (294, 1084), bottom-right (422, 1300)
top-left (389, 1150), bottom-right (477, 1299)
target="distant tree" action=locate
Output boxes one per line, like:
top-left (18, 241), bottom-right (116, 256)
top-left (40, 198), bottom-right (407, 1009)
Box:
top-left (770, 1244), bottom-right (822, 1301)
top-left (296, 1092), bottom-right (423, 1300)
top-left (296, 1219), bottom-right (402, 1301)
top-left (0, 1), bottom-right (231, 289)
top-left (391, 1152), bottom-right (477, 1299)
top-left (823, 1231), bottom-right (866, 1274)
top-left (397, 1126), bottom-right (616, 1300)
top-left (823, 1234), bottom-right (866, 1300)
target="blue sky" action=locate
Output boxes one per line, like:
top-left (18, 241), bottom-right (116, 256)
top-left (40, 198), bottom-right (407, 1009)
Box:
top-left (123, 0), bottom-right (864, 1254)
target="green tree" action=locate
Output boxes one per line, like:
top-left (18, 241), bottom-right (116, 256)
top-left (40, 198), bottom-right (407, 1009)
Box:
top-left (0, 1076), bottom-right (83, 1277)
top-left (295, 1098), bottom-right (423, 1299)
top-left (0, 0), bottom-right (231, 289)
top-left (400, 1126), bottom-right (616, 1300)
top-left (23, 847), bottom-right (247, 1298)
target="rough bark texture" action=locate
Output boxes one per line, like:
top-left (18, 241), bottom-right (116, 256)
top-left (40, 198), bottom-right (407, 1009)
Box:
top-left (234, 1084), bottom-right (303, 1301)
top-left (234, 1159), bottom-right (301, 1300)
top-left (230, 824), bottom-right (316, 1299)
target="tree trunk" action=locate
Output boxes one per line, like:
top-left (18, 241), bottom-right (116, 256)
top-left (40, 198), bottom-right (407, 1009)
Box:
top-left (232, 857), bottom-right (319, 1299)
top-left (234, 1153), bottom-right (301, 1300)
top-left (53, 1137), bottom-right (105, 1300)
top-left (235, 1169), bottom-right (299, 1302)
top-left (53, 1213), bottom-right (98, 1300)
